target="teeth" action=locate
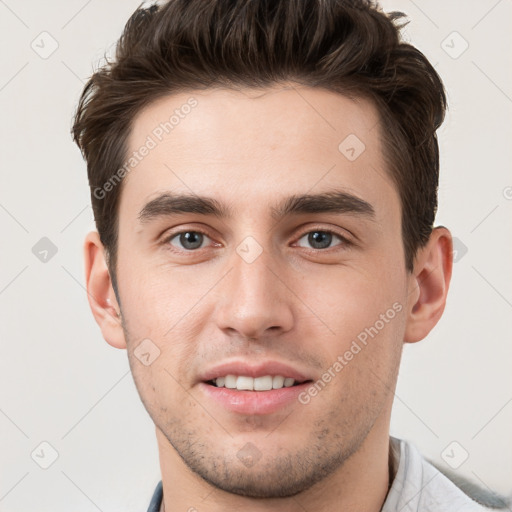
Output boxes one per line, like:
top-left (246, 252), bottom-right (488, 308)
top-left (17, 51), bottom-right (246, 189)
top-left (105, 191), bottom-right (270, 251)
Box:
top-left (236, 376), bottom-right (253, 390)
top-left (254, 375), bottom-right (273, 391)
top-left (224, 375), bottom-right (237, 389)
top-left (272, 375), bottom-right (284, 389)
top-left (213, 374), bottom-right (297, 390)
top-left (284, 377), bottom-right (295, 387)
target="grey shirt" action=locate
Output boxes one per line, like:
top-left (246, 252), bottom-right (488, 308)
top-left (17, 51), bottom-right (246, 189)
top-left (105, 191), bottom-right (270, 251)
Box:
top-left (382, 437), bottom-right (505, 511)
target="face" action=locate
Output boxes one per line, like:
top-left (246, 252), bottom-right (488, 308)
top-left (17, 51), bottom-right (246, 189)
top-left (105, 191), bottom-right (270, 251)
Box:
top-left (114, 85), bottom-right (410, 497)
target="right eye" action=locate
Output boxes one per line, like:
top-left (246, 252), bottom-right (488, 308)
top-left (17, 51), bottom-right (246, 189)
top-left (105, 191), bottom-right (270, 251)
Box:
top-left (165, 230), bottom-right (213, 251)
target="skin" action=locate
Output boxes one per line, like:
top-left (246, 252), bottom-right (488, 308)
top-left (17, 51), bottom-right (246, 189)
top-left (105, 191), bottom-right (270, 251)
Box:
top-left (84, 84), bottom-right (453, 512)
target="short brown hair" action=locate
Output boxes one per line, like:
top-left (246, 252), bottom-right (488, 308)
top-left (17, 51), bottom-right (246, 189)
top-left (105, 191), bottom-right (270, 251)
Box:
top-left (72, 0), bottom-right (447, 296)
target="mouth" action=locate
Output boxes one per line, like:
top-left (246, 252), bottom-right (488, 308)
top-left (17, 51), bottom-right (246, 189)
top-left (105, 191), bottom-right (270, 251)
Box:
top-left (198, 361), bottom-right (314, 415)
top-left (205, 374), bottom-right (311, 390)
top-left (199, 377), bottom-right (313, 415)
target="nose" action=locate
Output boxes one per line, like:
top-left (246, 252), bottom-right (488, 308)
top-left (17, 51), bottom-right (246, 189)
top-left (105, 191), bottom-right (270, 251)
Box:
top-left (213, 244), bottom-right (295, 341)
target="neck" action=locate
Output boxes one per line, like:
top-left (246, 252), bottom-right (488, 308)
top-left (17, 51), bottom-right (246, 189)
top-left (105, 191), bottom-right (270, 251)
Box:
top-left (157, 411), bottom-right (393, 512)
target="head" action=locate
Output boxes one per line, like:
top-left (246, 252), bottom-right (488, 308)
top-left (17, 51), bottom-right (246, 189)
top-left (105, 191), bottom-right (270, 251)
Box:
top-left (74, 0), bottom-right (453, 499)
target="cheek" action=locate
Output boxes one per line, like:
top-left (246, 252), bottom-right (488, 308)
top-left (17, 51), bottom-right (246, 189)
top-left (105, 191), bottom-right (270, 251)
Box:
top-left (300, 279), bottom-right (405, 421)
top-left (128, 357), bottom-right (196, 426)
top-left (301, 265), bottom-right (405, 354)
top-left (117, 255), bottom-right (205, 341)
top-left (119, 261), bottom-right (211, 384)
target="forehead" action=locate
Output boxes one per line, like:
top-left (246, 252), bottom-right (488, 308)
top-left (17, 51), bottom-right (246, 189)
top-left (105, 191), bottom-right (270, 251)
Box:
top-left (120, 85), bottom-right (398, 224)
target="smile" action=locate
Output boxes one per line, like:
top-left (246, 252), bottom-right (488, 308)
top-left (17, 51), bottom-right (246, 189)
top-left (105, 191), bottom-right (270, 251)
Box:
top-left (208, 374), bottom-right (306, 391)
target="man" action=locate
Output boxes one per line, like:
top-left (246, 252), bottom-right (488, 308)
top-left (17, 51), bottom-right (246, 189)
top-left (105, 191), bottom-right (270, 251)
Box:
top-left (72, 0), bottom-right (507, 510)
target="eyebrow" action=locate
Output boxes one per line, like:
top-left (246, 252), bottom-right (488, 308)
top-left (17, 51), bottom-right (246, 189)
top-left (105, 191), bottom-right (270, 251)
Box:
top-left (138, 190), bottom-right (376, 224)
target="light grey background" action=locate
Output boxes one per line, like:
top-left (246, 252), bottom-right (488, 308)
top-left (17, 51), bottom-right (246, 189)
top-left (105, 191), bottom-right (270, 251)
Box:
top-left (0, 0), bottom-right (511, 510)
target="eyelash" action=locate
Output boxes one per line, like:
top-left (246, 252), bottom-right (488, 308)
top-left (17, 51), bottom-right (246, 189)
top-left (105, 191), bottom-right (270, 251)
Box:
top-left (161, 226), bottom-right (353, 254)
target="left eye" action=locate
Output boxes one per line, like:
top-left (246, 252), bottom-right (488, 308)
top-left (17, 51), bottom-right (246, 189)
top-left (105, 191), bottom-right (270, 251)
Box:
top-left (168, 231), bottom-right (211, 251)
top-left (295, 230), bottom-right (346, 250)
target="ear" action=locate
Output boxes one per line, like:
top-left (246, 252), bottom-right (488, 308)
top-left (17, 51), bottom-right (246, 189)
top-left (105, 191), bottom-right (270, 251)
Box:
top-left (404, 226), bottom-right (453, 343)
top-left (83, 231), bottom-right (127, 349)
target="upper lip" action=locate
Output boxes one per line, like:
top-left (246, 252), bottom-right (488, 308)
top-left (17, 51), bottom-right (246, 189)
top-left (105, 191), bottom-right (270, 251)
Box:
top-left (198, 360), bottom-right (312, 383)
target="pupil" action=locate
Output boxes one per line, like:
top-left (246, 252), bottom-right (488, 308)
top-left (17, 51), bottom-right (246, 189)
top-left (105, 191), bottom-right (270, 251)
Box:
top-left (309, 231), bottom-right (331, 249)
top-left (181, 232), bottom-right (203, 250)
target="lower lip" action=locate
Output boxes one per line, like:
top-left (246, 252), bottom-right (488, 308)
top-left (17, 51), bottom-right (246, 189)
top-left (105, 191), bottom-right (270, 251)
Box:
top-left (199, 382), bottom-right (311, 415)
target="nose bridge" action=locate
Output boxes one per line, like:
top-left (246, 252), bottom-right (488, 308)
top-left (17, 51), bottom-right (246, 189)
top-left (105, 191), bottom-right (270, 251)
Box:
top-left (214, 236), bottom-right (294, 338)
top-left (233, 239), bottom-right (276, 302)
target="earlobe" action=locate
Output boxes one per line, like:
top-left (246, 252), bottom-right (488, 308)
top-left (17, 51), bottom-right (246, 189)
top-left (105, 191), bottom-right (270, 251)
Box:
top-left (404, 226), bottom-right (453, 343)
top-left (83, 231), bottom-right (127, 349)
